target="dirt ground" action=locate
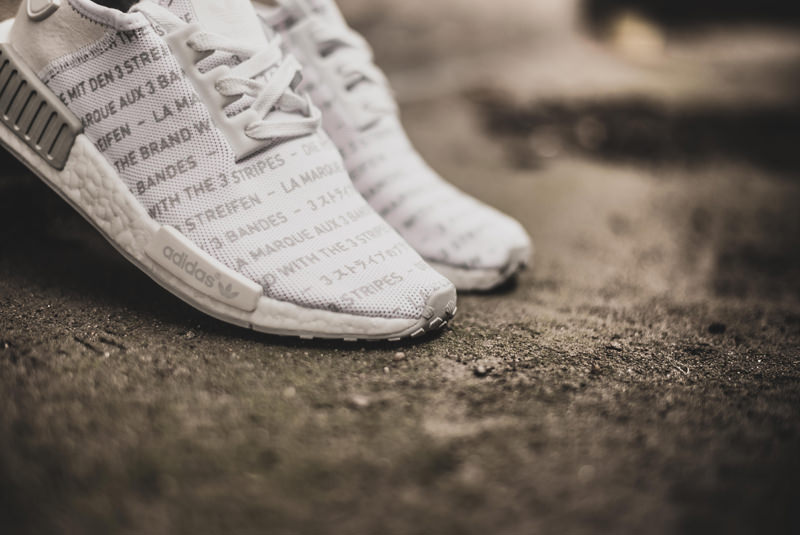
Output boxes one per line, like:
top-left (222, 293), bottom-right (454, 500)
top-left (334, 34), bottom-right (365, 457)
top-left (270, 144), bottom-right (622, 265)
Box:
top-left (1, 1), bottom-right (799, 534)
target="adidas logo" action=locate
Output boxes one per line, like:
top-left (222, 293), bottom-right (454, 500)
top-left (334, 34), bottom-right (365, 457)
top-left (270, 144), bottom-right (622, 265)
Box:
top-left (218, 281), bottom-right (240, 300)
top-left (163, 246), bottom-right (215, 288)
top-left (162, 246), bottom-right (240, 301)
top-left (147, 226), bottom-right (261, 313)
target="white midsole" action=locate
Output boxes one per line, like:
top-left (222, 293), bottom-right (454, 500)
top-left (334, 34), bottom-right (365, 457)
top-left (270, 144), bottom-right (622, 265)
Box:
top-left (0, 126), bottom-right (424, 339)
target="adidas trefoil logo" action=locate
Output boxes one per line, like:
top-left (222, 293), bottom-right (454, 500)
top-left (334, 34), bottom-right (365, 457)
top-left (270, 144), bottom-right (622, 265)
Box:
top-left (218, 281), bottom-right (240, 300)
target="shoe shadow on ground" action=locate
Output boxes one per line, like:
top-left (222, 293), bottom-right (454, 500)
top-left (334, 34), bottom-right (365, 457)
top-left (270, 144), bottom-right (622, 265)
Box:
top-left (0, 162), bottom-right (200, 322)
top-left (0, 155), bottom-right (451, 348)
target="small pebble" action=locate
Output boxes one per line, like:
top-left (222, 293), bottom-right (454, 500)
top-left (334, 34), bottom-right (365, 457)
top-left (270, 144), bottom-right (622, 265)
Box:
top-left (606, 342), bottom-right (623, 352)
top-left (393, 352), bottom-right (406, 361)
top-left (474, 365), bottom-right (491, 378)
top-left (282, 386), bottom-right (297, 399)
top-left (184, 330), bottom-right (197, 340)
top-left (349, 394), bottom-right (370, 409)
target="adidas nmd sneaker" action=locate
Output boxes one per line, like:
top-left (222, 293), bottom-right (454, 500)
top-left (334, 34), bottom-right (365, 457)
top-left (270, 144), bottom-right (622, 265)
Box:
top-left (254, 0), bottom-right (533, 291)
top-left (0, 0), bottom-right (456, 340)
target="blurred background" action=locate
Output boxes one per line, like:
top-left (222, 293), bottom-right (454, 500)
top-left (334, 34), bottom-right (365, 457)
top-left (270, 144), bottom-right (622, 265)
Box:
top-left (1, 1), bottom-right (799, 534)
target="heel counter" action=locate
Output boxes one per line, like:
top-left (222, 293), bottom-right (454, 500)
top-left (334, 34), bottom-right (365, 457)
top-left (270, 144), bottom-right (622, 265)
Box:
top-left (0, 43), bottom-right (82, 169)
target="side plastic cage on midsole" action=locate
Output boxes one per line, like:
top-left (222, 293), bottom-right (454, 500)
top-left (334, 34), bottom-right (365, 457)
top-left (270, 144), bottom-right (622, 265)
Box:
top-left (0, 43), bottom-right (82, 170)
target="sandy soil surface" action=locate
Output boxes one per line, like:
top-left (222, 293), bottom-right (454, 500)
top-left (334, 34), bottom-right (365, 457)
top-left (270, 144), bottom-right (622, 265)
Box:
top-left (1, 1), bottom-right (799, 534)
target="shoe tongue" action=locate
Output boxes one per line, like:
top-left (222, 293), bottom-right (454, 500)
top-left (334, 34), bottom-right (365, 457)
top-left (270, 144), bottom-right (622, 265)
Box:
top-left (158, 0), bottom-right (269, 47)
top-left (280, 0), bottom-right (346, 26)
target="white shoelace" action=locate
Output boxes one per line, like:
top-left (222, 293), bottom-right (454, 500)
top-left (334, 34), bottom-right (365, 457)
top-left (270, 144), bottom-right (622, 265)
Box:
top-left (135, 2), bottom-right (320, 144)
top-left (187, 32), bottom-right (320, 141)
top-left (304, 16), bottom-right (398, 118)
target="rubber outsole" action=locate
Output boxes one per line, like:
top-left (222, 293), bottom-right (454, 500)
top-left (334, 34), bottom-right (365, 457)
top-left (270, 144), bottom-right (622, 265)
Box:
top-left (428, 246), bottom-right (532, 292)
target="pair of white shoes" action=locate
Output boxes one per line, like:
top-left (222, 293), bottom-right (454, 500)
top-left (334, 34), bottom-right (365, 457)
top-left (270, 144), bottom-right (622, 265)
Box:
top-left (1, 0), bottom-right (531, 341)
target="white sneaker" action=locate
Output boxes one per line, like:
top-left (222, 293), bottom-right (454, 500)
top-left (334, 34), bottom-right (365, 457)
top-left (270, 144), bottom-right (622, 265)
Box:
top-left (254, 0), bottom-right (533, 291)
top-left (0, 0), bottom-right (456, 340)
